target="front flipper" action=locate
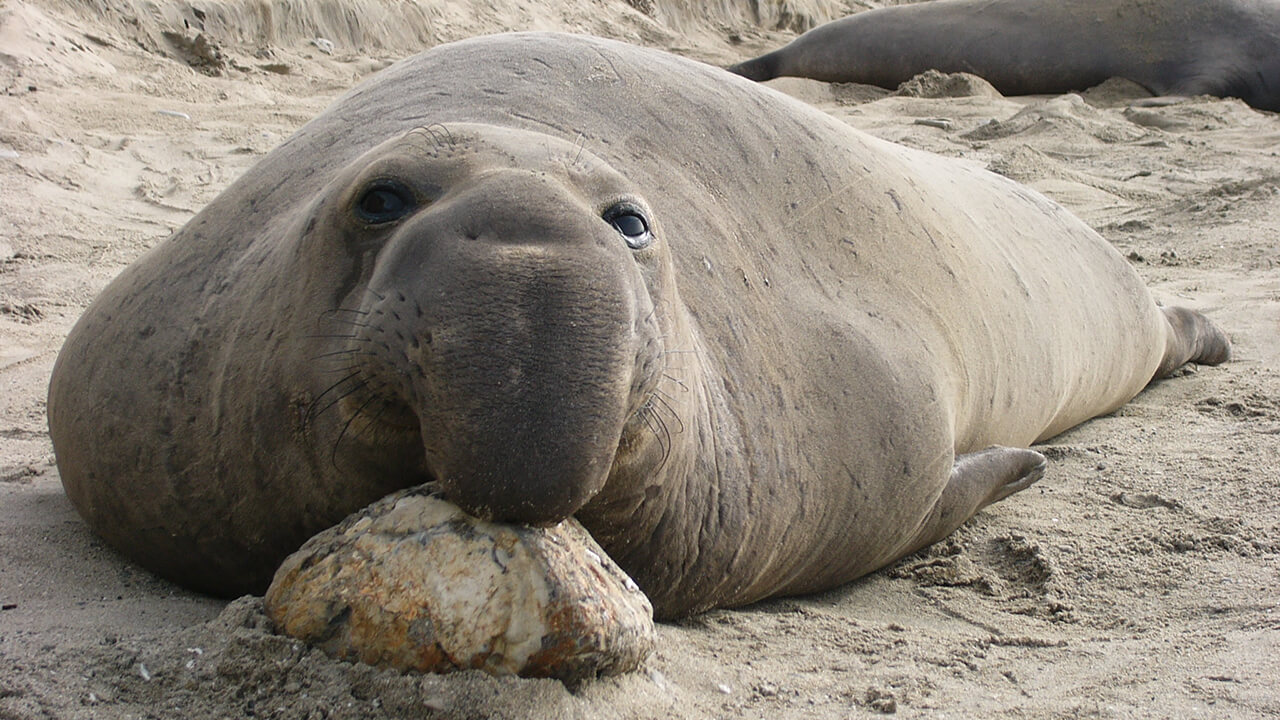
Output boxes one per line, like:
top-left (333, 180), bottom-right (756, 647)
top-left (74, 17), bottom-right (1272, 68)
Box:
top-left (902, 446), bottom-right (1047, 557)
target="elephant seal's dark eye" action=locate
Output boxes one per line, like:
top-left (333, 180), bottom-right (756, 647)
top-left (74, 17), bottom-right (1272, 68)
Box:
top-left (604, 205), bottom-right (652, 250)
top-left (356, 182), bottom-right (414, 224)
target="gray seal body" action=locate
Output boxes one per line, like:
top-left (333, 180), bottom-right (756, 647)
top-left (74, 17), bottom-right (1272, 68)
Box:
top-left (729, 0), bottom-right (1280, 111)
top-left (48, 33), bottom-right (1229, 618)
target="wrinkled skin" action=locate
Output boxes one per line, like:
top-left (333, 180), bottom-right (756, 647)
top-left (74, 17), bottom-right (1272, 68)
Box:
top-left (48, 33), bottom-right (1229, 619)
top-left (729, 0), bottom-right (1280, 112)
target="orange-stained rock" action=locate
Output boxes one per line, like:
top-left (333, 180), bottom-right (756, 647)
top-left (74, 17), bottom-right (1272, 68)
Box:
top-left (264, 485), bottom-right (655, 684)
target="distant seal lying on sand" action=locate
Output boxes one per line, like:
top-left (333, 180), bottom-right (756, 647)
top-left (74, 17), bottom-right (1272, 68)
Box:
top-left (47, 32), bottom-right (1229, 619)
top-left (728, 0), bottom-right (1280, 111)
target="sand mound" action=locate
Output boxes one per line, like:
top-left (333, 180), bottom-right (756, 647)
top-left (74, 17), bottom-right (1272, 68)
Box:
top-left (28, 0), bottom-right (843, 66)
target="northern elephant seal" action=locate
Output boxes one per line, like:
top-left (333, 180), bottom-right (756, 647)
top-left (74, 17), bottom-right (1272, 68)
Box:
top-left (48, 32), bottom-right (1229, 619)
top-left (728, 0), bottom-right (1280, 112)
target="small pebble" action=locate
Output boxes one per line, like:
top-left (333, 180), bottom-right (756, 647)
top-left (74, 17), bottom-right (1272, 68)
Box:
top-left (914, 117), bottom-right (954, 130)
top-left (155, 109), bottom-right (191, 120)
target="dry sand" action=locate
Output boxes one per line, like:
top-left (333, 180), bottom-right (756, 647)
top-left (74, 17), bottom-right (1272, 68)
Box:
top-left (1, 1), bottom-right (1277, 717)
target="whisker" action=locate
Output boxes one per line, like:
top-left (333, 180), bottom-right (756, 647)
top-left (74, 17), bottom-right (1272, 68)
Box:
top-left (660, 372), bottom-right (689, 392)
top-left (305, 333), bottom-right (361, 341)
top-left (308, 371), bottom-right (362, 421)
top-left (331, 392), bottom-right (380, 469)
top-left (649, 391), bottom-right (685, 435)
top-left (425, 122), bottom-right (454, 148)
top-left (653, 407), bottom-right (673, 468)
top-left (309, 384), bottom-right (364, 427)
top-left (639, 402), bottom-right (673, 468)
top-left (312, 348), bottom-right (361, 361)
top-left (313, 349), bottom-right (383, 369)
top-left (638, 406), bottom-right (664, 457)
top-left (350, 399), bottom-right (395, 443)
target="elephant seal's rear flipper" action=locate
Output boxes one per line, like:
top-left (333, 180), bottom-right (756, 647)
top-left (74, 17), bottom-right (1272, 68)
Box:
top-left (1157, 307), bottom-right (1231, 378)
top-left (726, 51), bottom-right (782, 83)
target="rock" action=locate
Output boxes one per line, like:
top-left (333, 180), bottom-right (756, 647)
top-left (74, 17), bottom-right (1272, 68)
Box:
top-left (895, 69), bottom-right (1001, 98)
top-left (160, 31), bottom-right (225, 75)
top-left (264, 485), bottom-right (655, 684)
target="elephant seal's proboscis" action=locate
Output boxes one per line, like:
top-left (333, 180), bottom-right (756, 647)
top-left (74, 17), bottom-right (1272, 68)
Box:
top-left (48, 32), bottom-right (1228, 655)
top-left (729, 0), bottom-right (1280, 111)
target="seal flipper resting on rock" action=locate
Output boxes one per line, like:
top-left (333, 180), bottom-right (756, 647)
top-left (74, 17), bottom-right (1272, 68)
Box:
top-left (47, 32), bottom-right (1230, 620)
top-left (728, 0), bottom-right (1280, 112)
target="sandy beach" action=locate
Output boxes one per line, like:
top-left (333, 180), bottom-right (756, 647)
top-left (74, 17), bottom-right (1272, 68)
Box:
top-left (1, 1), bottom-right (1277, 717)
